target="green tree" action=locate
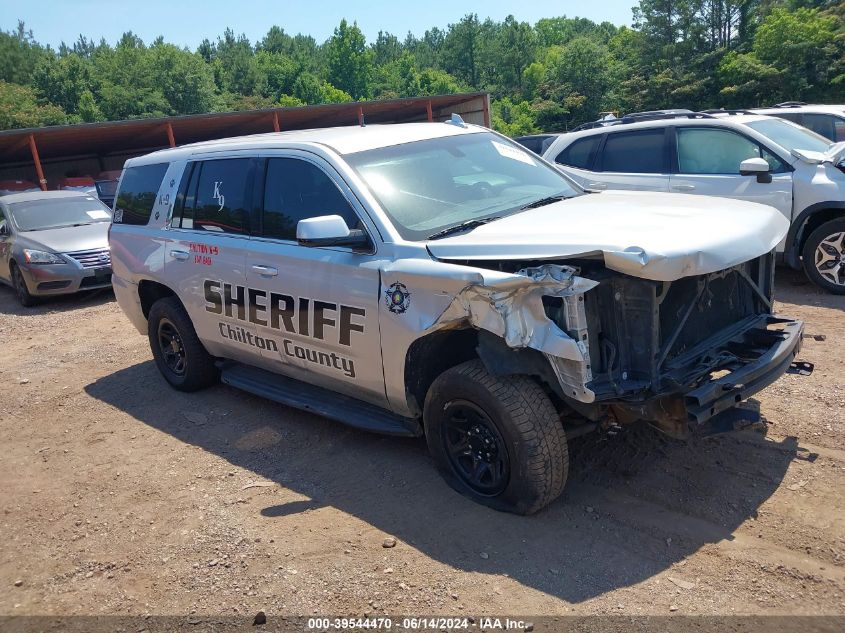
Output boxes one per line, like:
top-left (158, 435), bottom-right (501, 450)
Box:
top-left (491, 97), bottom-right (539, 135)
top-left (442, 14), bottom-right (482, 87)
top-left (0, 81), bottom-right (67, 129)
top-left (325, 19), bottom-right (372, 99)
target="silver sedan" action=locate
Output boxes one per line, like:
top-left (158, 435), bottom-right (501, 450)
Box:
top-left (0, 191), bottom-right (112, 306)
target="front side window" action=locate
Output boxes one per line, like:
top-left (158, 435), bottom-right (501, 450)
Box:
top-left (10, 196), bottom-right (112, 232)
top-left (114, 163), bottom-right (168, 225)
top-left (261, 158), bottom-right (360, 241)
top-left (556, 136), bottom-right (600, 169)
top-left (346, 132), bottom-right (580, 241)
top-left (676, 128), bottom-right (781, 174)
top-left (180, 159), bottom-right (251, 234)
top-left (599, 130), bottom-right (666, 173)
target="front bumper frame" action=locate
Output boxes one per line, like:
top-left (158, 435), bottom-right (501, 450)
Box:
top-left (684, 315), bottom-right (806, 426)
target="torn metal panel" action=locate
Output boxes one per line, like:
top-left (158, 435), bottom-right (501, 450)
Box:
top-left (432, 264), bottom-right (599, 402)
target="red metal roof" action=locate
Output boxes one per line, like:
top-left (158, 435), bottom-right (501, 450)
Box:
top-left (0, 93), bottom-right (489, 165)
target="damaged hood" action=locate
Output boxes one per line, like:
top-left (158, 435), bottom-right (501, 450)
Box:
top-left (792, 141), bottom-right (845, 165)
top-left (426, 191), bottom-right (788, 281)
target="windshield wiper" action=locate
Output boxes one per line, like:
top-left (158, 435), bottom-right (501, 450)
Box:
top-left (427, 217), bottom-right (500, 240)
top-left (520, 194), bottom-right (570, 210)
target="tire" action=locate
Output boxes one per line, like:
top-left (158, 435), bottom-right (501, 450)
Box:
top-left (148, 296), bottom-right (219, 391)
top-left (10, 262), bottom-right (37, 307)
top-left (802, 218), bottom-right (845, 294)
top-left (423, 360), bottom-right (568, 515)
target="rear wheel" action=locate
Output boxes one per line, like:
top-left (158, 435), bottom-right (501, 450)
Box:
top-left (10, 262), bottom-right (37, 307)
top-left (424, 360), bottom-right (568, 515)
top-left (148, 296), bottom-right (218, 391)
top-left (802, 219), bottom-right (845, 294)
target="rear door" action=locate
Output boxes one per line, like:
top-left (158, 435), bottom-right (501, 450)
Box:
top-left (668, 127), bottom-right (793, 221)
top-left (574, 128), bottom-right (671, 192)
top-left (244, 153), bottom-right (387, 407)
top-left (165, 156), bottom-right (260, 365)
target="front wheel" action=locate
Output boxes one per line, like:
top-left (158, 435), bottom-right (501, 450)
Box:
top-left (10, 262), bottom-right (37, 307)
top-left (148, 296), bottom-right (219, 391)
top-left (802, 218), bottom-right (845, 294)
top-left (424, 360), bottom-right (568, 515)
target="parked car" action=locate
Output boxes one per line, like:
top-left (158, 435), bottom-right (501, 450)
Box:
top-left (543, 111), bottom-right (845, 292)
top-left (0, 179), bottom-right (40, 196)
top-left (109, 120), bottom-right (810, 514)
top-left (0, 191), bottom-right (113, 306)
top-left (749, 102), bottom-right (845, 143)
top-left (95, 171), bottom-right (123, 208)
top-left (513, 134), bottom-right (558, 155)
top-left (57, 176), bottom-right (98, 196)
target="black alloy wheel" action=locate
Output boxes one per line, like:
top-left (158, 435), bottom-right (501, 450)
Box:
top-left (442, 400), bottom-right (510, 496)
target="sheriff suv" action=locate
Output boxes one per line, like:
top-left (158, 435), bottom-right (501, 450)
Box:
top-left (543, 112), bottom-right (845, 293)
top-left (110, 120), bottom-right (809, 514)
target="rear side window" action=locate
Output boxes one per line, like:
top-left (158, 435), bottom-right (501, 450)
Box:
top-left (177, 159), bottom-right (252, 234)
top-left (114, 163), bottom-right (168, 225)
top-left (261, 158), bottom-right (360, 241)
top-left (599, 130), bottom-right (665, 173)
top-left (556, 136), bottom-right (600, 169)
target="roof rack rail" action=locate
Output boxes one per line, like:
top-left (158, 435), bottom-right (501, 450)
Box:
top-left (619, 109), bottom-right (715, 123)
top-left (701, 108), bottom-right (756, 115)
top-left (570, 109), bottom-right (715, 133)
top-left (773, 101), bottom-right (807, 108)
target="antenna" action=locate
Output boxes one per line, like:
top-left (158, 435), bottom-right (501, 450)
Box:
top-left (446, 113), bottom-right (467, 128)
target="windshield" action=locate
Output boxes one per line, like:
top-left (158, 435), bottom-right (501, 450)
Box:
top-left (345, 132), bottom-right (581, 241)
top-left (10, 196), bottom-right (112, 231)
top-left (745, 118), bottom-right (832, 154)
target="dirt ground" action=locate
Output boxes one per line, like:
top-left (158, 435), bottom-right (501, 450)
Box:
top-left (0, 267), bottom-right (843, 622)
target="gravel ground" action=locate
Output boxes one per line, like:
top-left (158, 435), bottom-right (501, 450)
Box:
top-left (0, 267), bottom-right (843, 623)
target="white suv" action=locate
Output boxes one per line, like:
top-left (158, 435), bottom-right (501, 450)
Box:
top-left (543, 113), bottom-right (845, 293)
top-left (749, 102), bottom-right (845, 143)
top-left (109, 121), bottom-right (809, 513)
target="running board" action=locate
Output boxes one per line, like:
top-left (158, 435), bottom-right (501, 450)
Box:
top-left (219, 362), bottom-right (422, 437)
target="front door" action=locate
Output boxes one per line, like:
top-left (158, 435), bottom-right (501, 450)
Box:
top-left (0, 210), bottom-right (11, 282)
top-left (245, 154), bottom-right (387, 407)
top-left (669, 127), bottom-right (793, 221)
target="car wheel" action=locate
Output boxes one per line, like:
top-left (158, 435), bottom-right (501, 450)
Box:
top-left (424, 360), bottom-right (568, 515)
top-left (148, 296), bottom-right (219, 391)
top-left (10, 262), bottom-right (37, 307)
top-left (802, 218), bottom-right (845, 294)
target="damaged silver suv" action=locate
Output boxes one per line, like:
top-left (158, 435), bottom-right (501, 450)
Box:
top-left (109, 119), bottom-right (811, 514)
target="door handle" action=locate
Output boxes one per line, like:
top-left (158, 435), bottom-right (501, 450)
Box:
top-left (586, 182), bottom-right (607, 190)
top-left (251, 264), bottom-right (278, 276)
top-left (671, 184), bottom-right (695, 191)
top-left (170, 250), bottom-right (189, 261)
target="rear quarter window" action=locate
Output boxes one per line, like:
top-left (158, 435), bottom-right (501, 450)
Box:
top-left (556, 136), bottom-right (600, 169)
top-left (114, 163), bottom-right (169, 225)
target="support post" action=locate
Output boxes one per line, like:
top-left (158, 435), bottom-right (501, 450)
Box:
top-left (28, 134), bottom-right (47, 191)
top-left (358, 105), bottom-right (364, 126)
top-left (273, 111), bottom-right (280, 132)
top-left (426, 100), bottom-right (433, 122)
top-left (166, 122), bottom-right (176, 148)
top-left (483, 94), bottom-right (491, 128)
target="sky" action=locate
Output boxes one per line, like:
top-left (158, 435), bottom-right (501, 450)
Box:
top-left (1, 0), bottom-right (637, 49)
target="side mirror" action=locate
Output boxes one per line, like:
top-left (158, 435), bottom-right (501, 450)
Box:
top-left (739, 157), bottom-right (772, 183)
top-left (296, 215), bottom-right (370, 250)
top-left (0, 222), bottom-right (8, 237)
